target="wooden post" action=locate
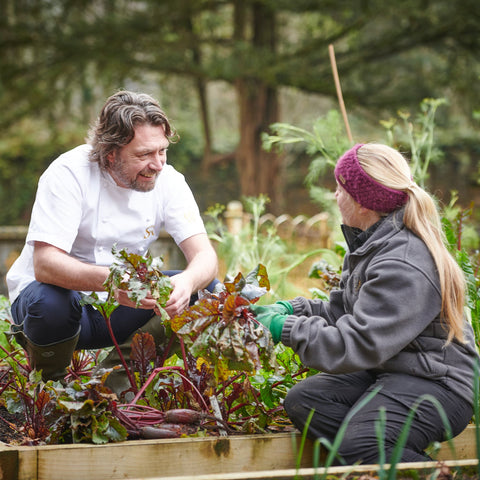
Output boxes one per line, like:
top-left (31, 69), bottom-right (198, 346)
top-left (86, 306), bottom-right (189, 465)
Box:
top-left (224, 201), bottom-right (245, 235)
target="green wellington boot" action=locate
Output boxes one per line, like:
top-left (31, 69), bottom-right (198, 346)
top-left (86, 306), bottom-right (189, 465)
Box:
top-left (7, 326), bottom-right (79, 383)
top-left (96, 315), bottom-right (177, 399)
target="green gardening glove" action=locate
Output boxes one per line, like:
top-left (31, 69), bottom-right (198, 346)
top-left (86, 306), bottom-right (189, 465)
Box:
top-left (249, 300), bottom-right (293, 316)
top-left (250, 301), bottom-right (293, 343)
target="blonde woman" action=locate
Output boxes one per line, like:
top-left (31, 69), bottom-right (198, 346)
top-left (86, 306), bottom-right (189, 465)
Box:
top-left (251, 143), bottom-right (479, 464)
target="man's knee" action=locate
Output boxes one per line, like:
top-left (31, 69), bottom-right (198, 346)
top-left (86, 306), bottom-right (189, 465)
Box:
top-left (31, 286), bottom-right (79, 316)
top-left (17, 283), bottom-right (82, 344)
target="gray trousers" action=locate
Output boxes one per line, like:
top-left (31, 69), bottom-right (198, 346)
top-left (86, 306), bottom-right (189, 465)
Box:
top-left (284, 370), bottom-right (472, 465)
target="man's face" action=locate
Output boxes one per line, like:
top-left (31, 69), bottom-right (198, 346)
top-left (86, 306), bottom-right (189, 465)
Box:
top-left (108, 123), bottom-right (169, 192)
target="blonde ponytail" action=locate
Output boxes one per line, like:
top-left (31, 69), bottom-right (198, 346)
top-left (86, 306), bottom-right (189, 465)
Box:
top-left (357, 144), bottom-right (466, 343)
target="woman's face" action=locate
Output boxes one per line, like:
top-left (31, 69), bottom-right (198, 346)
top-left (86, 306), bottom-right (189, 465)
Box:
top-left (335, 183), bottom-right (363, 228)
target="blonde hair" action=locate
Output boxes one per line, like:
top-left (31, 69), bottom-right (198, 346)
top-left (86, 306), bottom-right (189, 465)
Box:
top-left (356, 143), bottom-right (466, 343)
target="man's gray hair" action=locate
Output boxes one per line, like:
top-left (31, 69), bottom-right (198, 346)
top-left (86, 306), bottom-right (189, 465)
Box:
top-left (87, 90), bottom-right (177, 170)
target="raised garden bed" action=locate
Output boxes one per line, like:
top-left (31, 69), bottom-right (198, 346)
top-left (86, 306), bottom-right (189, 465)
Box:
top-left (0, 425), bottom-right (476, 480)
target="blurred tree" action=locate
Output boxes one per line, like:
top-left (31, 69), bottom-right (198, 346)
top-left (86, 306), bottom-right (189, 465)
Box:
top-left (0, 0), bottom-right (479, 219)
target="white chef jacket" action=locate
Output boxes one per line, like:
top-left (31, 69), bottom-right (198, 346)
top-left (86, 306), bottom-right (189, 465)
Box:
top-left (7, 144), bottom-right (207, 303)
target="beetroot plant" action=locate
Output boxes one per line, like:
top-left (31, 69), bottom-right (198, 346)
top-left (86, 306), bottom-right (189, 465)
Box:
top-left (0, 246), bottom-right (316, 444)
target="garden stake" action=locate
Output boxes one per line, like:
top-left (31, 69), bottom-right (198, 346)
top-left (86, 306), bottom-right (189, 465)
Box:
top-left (329, 44), bottom-right (353, 144)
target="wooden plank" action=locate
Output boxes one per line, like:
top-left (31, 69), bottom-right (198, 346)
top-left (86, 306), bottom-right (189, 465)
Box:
top-left (90, 459), bottom-right (480, 480)
top-left (0, 448), bottom-right (18, 480)
top-left (0, 445), bottom-right (38, 480)
top-left (140, 459), bottom-right (480, 480)
top-left (438, 424), bottom-right (476, 460)
top-left (0, 425), bottom-right (476, 480)
top-left (17, 447), bottom-right (38, 480)
top-left (34, 433), bottom-right (313, 480)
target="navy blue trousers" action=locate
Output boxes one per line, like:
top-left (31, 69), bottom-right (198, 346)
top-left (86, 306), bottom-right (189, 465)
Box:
top-left (11, 272), bottom-right (218, 349)
top-left (284, 370), bottom-right (473, 465)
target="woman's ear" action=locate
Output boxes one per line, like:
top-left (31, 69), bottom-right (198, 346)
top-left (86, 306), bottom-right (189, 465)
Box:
top-left (358, 205), bottom-right (371, 215)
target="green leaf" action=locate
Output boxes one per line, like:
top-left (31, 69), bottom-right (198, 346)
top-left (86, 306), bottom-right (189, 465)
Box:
top-left (174, 265), bottom-right (277, 380)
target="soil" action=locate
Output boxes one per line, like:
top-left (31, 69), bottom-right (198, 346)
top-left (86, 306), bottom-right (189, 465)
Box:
top-left (0, 406), bottom-right (28, 445)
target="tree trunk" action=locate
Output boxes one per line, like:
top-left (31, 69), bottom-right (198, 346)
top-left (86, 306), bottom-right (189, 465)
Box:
top-left (235, 79), bottom-right (282, 212)
top-left (233, 0), bottom-right (283, 213)
top-left (179, 3), bottom-right (214, 171)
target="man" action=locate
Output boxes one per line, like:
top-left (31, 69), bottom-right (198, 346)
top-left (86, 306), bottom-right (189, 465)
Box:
top-left (6, 90), bottom-right (218, 391)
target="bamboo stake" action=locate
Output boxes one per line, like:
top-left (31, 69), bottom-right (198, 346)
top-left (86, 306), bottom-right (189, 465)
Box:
top-left (328, 44), bottom-right (354, 143)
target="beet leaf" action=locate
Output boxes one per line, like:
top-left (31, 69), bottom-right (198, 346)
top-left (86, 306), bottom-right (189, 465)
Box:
top-left (169, 264), bottom-right (278, 377)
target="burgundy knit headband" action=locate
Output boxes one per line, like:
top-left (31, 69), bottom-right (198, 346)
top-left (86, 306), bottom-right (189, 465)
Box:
top-left (334, 144), bottom-right (408, 213)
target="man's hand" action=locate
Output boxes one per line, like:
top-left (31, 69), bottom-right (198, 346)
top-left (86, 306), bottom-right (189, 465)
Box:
top-left (162, 272), bottom-right (194, 317)
top-left (114, 288), bottom-right (158, 310)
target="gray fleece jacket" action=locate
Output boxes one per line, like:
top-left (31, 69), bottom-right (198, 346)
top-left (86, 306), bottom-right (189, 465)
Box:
top-left (282, 209), bottom-right (479, 405)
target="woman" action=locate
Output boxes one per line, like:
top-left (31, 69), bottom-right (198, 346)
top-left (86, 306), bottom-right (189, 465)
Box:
top-left (251, 143), bottom-right (479, 464)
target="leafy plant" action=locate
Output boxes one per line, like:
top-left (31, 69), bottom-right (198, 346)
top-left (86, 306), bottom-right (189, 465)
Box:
top-left (206, 195), bottom-right (290, 281)
top-left (262, 110), bottom-right (350, 216)
top-left (0, 315), bottom-right (14, 359)
top-left (1, 246), bottom-right (319, 444)
top-left (108, 262), bottom-right (313, 436)
top-left (205, 195), bottom-right (332, 300)
top-left (441, 200), bottom-right (480, 349)
top-left (262, 98), bottom-right (448, 220)
top-left (308, 250), bottom-right (344, 301)
top-left (0, 328), bottom-right (129, 445)
top-left (171, 264), bottom-right (275, 376)
top-left (81, 246), bottom-right (173, 394)
top-left (104, 244), bottom-right (173, 315)
top-left (0, 296), bottom-right (12, 322)
top-left (49, 382), bottom-right (127, 444)
top-left (381, 98), bottom-right (447, 188)
top-left (252, 344), bottom-right (315, 415)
